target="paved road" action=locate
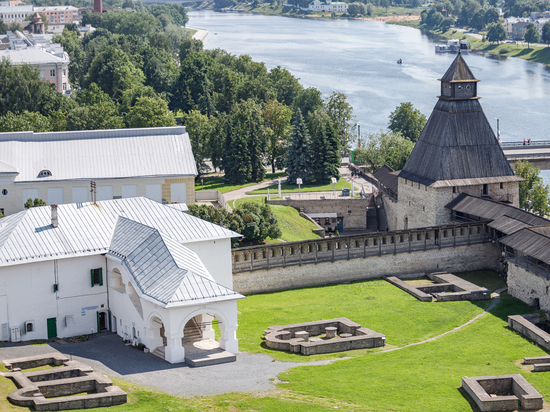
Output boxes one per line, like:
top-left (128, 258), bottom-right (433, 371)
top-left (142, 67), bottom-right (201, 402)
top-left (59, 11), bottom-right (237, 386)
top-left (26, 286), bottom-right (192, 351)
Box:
top-left (0, 334), bottom-right (333, 397)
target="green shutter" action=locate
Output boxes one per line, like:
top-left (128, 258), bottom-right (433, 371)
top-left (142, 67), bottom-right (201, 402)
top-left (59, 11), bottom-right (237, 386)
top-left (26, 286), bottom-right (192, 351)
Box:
top-left (99, 268), bottom-right (103, 286)
top-left (91, 269), bottom-right (94, 287)
top-left (96, 312), bottom-right (100, 334)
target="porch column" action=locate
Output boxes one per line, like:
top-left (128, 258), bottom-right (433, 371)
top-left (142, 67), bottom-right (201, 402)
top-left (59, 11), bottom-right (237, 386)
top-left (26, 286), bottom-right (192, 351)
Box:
top-left (219, 326), bottom-right (239, 354)
top-left (164, 333), bottom-right (185, 364)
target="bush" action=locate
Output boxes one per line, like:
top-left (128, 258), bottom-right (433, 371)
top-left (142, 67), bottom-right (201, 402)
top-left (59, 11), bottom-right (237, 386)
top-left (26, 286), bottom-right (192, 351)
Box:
top-left (499, 47), bottom-right (510, 54)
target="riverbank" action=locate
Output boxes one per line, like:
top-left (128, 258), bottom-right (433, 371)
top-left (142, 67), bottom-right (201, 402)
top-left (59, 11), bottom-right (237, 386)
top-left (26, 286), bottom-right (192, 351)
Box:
top-left (390, 20), bottom-right (550, 65)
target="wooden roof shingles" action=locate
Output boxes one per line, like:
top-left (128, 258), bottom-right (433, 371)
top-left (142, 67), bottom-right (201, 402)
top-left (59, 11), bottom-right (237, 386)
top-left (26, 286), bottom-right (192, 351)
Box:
top-left (500, 226), bottom-right (550, 266)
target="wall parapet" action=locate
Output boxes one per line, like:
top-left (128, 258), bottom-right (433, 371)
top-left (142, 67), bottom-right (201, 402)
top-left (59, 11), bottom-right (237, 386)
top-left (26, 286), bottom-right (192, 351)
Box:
top-left (232, 222), bottom-right (490, 273)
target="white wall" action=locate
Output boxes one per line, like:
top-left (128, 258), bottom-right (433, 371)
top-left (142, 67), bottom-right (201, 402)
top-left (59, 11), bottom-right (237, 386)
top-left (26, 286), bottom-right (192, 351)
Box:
top-left (185, 238), bottom-right (234, 289)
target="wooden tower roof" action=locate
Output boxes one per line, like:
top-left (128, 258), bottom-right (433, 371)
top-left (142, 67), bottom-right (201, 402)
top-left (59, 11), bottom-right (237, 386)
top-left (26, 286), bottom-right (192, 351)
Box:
top-left (398, 55), bottom-right (517, 187)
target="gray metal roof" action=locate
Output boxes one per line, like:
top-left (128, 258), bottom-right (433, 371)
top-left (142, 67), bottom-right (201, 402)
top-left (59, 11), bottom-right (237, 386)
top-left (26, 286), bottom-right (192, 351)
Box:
top-left (374, 165), bottom-right (398, 193)
top-left (446, 193), bottom-right (550, 235)
top-left (0, 127), bottom-right (197, 182)
top-left (499, 226), bottom-right (550, 265)
top-left (108, 217), bottom-right (243, 308)
top-left (0, 197), bottom-right (240, 267)
top-left (399, 99), bottom-right (515, 186)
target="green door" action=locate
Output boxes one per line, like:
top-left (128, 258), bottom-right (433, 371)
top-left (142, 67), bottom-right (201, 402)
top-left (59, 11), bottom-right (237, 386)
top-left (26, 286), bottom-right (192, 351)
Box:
top-left (46, 318), bottom-right (57, 339)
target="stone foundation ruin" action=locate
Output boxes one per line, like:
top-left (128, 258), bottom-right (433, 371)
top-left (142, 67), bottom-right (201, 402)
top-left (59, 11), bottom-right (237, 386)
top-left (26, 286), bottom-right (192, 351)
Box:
top-left (264, 317), bottom-right (385, 355)
top-left (385, 272), bottom-right (491, 302)
top-left (462, 374), bottom-right (543, 411)
top-left (3, 353), bottom-right (127, 411)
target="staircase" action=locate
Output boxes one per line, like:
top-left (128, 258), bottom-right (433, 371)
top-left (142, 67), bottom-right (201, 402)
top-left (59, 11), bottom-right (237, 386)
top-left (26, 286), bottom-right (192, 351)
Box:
top-left (182, 319), bottom-right (203, 343)
top-left (152, 346), bottom-right (165, 360)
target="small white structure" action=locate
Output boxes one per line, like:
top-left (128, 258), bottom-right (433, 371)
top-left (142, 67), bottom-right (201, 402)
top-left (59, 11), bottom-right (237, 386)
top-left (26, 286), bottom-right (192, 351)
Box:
top-left (0, 197), bottom-right (244, 364)
top-left (308, 0), bottom-right (348, 12)
top-left (0, 127), bottom-right (197, 216)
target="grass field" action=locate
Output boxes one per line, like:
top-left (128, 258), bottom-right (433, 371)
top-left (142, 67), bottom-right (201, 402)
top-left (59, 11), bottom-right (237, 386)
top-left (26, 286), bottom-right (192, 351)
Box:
top-left (2, 271), bottom-right (549, 412)
top-left (195, 173), bottom-right (286, 194)
top-left (233, 196), bottom-right (322, 243)
top-left (247, 177), bottom-right (350, 195)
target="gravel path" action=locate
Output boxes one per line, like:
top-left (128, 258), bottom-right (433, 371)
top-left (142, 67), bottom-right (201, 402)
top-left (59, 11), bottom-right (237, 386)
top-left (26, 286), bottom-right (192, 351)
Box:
top-left (0, 334), bottom-right (332, 397)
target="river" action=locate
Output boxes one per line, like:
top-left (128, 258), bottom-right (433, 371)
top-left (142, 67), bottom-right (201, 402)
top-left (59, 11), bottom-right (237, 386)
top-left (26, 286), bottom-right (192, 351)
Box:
top-left (188, 11), bottom-right (550, 181)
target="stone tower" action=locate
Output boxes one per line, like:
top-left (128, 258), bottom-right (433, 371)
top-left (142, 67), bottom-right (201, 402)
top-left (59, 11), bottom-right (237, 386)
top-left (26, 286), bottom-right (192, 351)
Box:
top-left (383, 53), bottom-right (522, 231)
top-left (94, 0), bottom-right (103, 13)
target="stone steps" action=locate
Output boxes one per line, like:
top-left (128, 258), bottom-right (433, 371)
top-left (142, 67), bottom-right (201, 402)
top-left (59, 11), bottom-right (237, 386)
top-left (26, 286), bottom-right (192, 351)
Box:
top-left (152, 346), bottom-right (165, 360)
top-left (182, 321), bottom-right (203, 343)
top-left (533, 363), bottom-right (550, 372)
top-left (184, 350), bottom-right (236, 367)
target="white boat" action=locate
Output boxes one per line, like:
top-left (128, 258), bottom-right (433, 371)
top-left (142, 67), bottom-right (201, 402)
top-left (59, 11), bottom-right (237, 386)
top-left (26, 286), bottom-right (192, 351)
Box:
top-left (435, 39), bottom-right (469, 53)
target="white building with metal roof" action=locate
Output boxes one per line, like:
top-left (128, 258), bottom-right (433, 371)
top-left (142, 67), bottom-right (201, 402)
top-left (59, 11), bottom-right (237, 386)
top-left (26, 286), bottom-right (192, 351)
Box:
top-left (0, 126), bottom-right (198, 217)
top-left (0, 197), bottom-right (244, 364)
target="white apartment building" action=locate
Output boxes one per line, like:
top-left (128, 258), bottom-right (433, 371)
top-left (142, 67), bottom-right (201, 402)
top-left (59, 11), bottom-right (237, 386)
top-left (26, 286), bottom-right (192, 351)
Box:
top-left (308, 0), bottom-right (348, 12)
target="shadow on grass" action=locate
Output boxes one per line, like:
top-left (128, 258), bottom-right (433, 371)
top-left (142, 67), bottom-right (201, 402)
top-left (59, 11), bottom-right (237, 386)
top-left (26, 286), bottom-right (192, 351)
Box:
top-left (456, 386), bottom-right (483, 412)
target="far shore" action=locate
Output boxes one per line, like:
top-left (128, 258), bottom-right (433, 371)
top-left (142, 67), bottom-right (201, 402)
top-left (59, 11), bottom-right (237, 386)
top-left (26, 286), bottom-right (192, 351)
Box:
top-left (354, 15), bottom-right (421, 22)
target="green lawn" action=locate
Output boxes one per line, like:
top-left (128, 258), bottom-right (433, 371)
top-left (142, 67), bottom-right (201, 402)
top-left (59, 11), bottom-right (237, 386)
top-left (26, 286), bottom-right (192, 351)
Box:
top-left (233, 196), bottom-right (322, 243)
top-left (247, 177), bottom-right (351, 195)
top-left (3, 270), bottom-right (548, 412)
top-left (195, 172), bottom-right (286, 194)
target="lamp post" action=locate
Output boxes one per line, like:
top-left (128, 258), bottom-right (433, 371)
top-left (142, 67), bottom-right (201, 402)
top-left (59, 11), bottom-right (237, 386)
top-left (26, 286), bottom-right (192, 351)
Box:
top-left (278, 178), bottom-right (281, 199)
top-left (331, 177), bottom-right (337, 199)
top-left (201, 178), bottom-right (204, 190)
top-left (351, 177), bottom-right (354, 197)
top-left (296, 178), bottom-right (302, 199)
top-left (495, 118), bottom-right (500, 143)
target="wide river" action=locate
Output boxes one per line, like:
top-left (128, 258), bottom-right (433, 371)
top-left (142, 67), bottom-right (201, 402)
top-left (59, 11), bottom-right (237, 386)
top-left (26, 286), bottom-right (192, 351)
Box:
top-left (188, 11), bottom-right (550, 181)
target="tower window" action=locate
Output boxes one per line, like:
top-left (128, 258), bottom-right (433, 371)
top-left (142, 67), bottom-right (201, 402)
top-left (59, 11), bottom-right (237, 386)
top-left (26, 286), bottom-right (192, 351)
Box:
top-left (453, 186), bottom-right (457, 193)
top-left (500, 183), bottom-right (504, 190)
top-left (482, 184), bottom-right (489, 196)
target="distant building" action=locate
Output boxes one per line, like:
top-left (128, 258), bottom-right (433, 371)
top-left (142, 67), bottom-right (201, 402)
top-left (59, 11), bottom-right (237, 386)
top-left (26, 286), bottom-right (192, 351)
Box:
top-left (0, 33), bottom-right (70, 93)
top-left (505, 17), bottom-right (529, 38)
top-left (308, 0), bottom-right (348, 13)
top-left (0, 127), bottom-right (198, 216)
top-left (94, 0), bottom-right (102, 13)
top-left (0, 5), bottom-right (33, 23)
top-left (32, 6), bottom-right (78, 25)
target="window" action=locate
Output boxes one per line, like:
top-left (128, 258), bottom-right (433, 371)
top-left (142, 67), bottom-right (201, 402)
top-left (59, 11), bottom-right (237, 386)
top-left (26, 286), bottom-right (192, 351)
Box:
top-left (91, 268), bottom-right (103, 287)
top-left (453, 186), bottom-right (457, 193)
top-left (1, 189), bottom-right (7, 196)
top-left (39, 70), bottom-right (45, 78)
top-left (63, 69), bottom-right (66, 76)
top-left (482, 184), bottom-right (489, 196)
top-left (62, 83), bottom-right (67, 91)
top-left (500, 182), bottom-right (504, 190)
top-left (25, 322), bottom-right (33, 333)
top-left (50, 69), bottom-right (55, 77)
top-left (38, 169), bottom-right (52, 177)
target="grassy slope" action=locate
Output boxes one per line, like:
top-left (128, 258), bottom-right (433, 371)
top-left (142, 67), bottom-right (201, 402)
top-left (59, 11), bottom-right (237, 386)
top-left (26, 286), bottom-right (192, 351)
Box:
top-left (247, 177), bottom-right (350, 194)
top-left (195, 172), bottom-right (286, 194)
top-left (233, 196), bottom-right (322, 243)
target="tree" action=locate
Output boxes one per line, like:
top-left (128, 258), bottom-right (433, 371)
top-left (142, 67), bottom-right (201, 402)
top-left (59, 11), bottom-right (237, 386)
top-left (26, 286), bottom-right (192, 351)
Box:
top-left (469, 9), bottom-right (486, 30)
top-left (0, 18), bottom-right (9, 35)
top-left (325, 91), bottom-right (356, 152)
top-left (0, 111), bottom-right (52, 132)
top-left (269, 66), bottom-right (302, 106)
top-left (484, 7), bottom-right (500, 25)
top-left (524, 23), bottom-right (539, 48)
top-left (181, 110), bottom-right (212, 176)
top-left (355, 130), bottom-right (414, 172)
top-left (366, 3), bottom-right (374, 15)
top-left (388, 102), bottom-right (427, 143)
top-left (24, 198), bottom-right (47, 209)
top-left (65, 103), bottom-right (124, 131)
top-left (514, 160), bottom-right (550, 216)
top-left (126, 96), bottom-right (176, 128)
top-left (286, 109), bottom-right (313, 184)
top-left (65, 22), bottom-right (79, 33)
top-left (223, 116), bottom-right (251, 184)
top-left (486, 23), bottom-right (507, 43)
top-left (309, 110), bottom-right (340, 184)
top-left (542, 21), bottom-right (550, 46)
top-left (263, 99), bottom-right (292, 173)
top-left (233, 202), bottom-right (282, 243)
top-left (439, 17), bottom-right (455, 32)
top-left (380, 0), bottom-right (390, 11)
top-left (348, 2), bottom-right (367, 15)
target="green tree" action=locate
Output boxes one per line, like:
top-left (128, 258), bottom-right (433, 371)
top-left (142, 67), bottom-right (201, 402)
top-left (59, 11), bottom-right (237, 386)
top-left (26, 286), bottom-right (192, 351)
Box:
top-left (181, 110), bottom-right (212, 175)
top-left (293, 87), bottom-right (324, 125)
top-left (65, 103), bottom-right (124, 131)
top-left (24, 198), bottom-right (47, 208)
top-left (234, 202), bottom-right (282, 243)
top-left (388, 102), bottom-right (427, 143)
top-left (223, 116), bottom-right (251, 184)
top-left (0, 111), bottom-right (52, 132)
top-left (514, 160), bottom-right (550, 216)
top-left (542, 21), bottom-right (550, 46)
top-left (325, 91), bottom-right (356, 152)
top-left (54, 28), bottom-right (85, 86)
top-left (355, 130), bottom-right (415, 172)
top-left (286, 108), bottom-right (313, 184)
top-left (380, 0), bottom-right (390, 11)
top-left (263, 99), bottom-right (292, 173)
top-left (439, 17), bottom-right (455, 32)
top-left (524, 23), bottom-right (539, 48)
top-left (126, 96), bottom-right (176, 128)
top-left (486, 23), bottom-right (507, 43)
top-left (310, 110), bottom-right (340, 184)
top-left (0, 18), bottom-right (9, 34)
top-left (484, 7), bottom-right (500, 25)
top-left (469, 8), bottom-right (486, 30)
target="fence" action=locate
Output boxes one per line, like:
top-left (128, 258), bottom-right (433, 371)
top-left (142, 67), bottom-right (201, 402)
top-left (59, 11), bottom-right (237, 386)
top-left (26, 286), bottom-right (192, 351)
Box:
top-left (232, 222), bottom-right (490, 273)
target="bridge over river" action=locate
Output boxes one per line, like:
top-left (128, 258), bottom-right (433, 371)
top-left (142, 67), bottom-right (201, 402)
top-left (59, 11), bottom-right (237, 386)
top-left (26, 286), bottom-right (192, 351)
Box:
top-left (501, 141), bottom-right (550, 170)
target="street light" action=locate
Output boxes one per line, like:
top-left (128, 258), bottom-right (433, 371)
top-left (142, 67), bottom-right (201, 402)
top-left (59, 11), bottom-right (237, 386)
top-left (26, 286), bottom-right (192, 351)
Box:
top-left (331, 177), bottom-right (337, 199)
top-left (296, 178), bottom-right (302, 199)
top-left (495, 118), bottom-right (500, 143)
top-left (278, 178), bottom-right (282, 199)
top-left (351, 176), bottom-right (354, 197)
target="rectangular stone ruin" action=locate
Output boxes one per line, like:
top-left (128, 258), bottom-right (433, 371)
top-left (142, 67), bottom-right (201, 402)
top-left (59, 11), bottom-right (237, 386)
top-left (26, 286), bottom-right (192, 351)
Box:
top-left (462, 374), bottom-right (543, 411)
top-left (264, 318), bottom-right (385, 356)
top-left (2, 352), bottom-right (127, 410)
top-left (385, 272), bottom-right (491, 302)
top-left (508, 314), bottom-right (550, 351)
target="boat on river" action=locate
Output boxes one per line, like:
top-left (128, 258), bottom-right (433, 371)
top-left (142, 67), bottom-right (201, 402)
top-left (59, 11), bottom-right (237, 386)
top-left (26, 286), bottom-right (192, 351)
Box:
top-left (435, 39), bottom-right (469, 53)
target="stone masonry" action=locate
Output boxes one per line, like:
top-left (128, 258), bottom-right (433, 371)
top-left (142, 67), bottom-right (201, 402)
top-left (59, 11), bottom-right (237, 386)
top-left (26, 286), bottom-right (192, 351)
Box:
top-left (507, 262), bottom-right (550, 311)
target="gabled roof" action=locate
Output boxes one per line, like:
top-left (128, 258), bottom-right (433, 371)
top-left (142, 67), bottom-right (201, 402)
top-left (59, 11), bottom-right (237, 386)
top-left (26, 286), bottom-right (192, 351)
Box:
top-left (446, 193), bottom-right (550, 235)
top-left (0, 127), bottom-right (197, 183)
top-left (0, 160), bottom-right (17, 174)
top-left (0, 197), bottom-right (240, 267)
top-left (374, 165), bottom-right (398, 193)
top-left (108, 217), bottom-right (243, 308)
top-left (440, 53), bottom-right (477, 82)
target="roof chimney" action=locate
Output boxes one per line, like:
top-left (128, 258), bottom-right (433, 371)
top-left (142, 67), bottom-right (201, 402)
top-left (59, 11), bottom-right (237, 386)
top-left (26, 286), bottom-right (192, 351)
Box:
top-left (51, 204), bottom-right (58, 228)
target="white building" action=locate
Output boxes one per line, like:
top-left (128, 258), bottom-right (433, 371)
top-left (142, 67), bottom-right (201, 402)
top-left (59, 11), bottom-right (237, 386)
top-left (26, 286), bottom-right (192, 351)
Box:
top-left (308, 0), bottom-right (348, 13)
top-left (0, 127), bottom-right (197, 217)
top-left (0, 197), bottom-right (244, 364)
top-left (0, 5), bottom-right (33, 23)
